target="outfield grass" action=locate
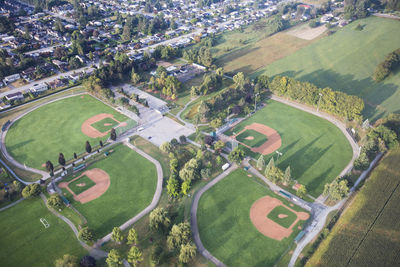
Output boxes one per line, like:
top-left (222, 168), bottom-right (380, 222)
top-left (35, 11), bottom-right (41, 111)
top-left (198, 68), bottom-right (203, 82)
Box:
top-left (307, 148), bottom-right (400, 267)
top-left (59, 144), bottom-right (157, 238)
top-left (68, 175), bottom-right (95, 196)
top-left (5, 94), bottom-right (130, 170)
top-left (267, 206), bottom-right (297, 228)
top-left (91, 117), bottom-right (119, 133)
top-left (236, 129), bottom-right (268, 148)
top-left (197, 169), bottom-right (308, 266)
top-left (225, 100), bottom-right (352, 197)
top-left (0, 198), bottom-right (86, 266)
top-left (255, 17), bottom-right (400, 120)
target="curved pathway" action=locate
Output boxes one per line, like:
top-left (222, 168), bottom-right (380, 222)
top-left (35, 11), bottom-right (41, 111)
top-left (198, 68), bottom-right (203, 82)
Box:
top-left (190, 164), bottom-right (238, 267)
top-left (94, 142), bottom-right (163, 247)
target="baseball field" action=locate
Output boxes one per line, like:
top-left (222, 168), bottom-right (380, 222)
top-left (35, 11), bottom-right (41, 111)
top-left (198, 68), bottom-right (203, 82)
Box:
top-left (5, 94), bottom-right (136, 171)
top-left (0, 198), bottom-right (86, 266)
top-left (224, 100), bottom-right (353, 197)
top-left (58, 144), bottom-right (157, 238)
top-left (197, 168), bottom-right (309, 266)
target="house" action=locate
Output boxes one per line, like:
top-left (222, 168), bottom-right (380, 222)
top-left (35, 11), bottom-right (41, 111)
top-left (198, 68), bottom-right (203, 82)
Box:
top-left (3, 74), bottom-right (21, 84)
top-left (30, 83), bottom-right (48, 93)
top-left (5, 92), bottom-right (24, 101)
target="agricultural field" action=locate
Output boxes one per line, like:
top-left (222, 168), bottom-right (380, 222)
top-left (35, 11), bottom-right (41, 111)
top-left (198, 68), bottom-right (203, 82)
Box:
top-left (58, 144), bottom-right (157, 238)
top-left (306, 148), bottom-right (400, 267)
top-left (225, 100), bottom-right (352, 197)
top-left (0, 198), bottom-right (86, 266)
top-left (5, 94), bottom-right (135, 171)
top-left (197, 168), bottom-right (309, 266)
top-left (256, 16), bottom-right (400, 121)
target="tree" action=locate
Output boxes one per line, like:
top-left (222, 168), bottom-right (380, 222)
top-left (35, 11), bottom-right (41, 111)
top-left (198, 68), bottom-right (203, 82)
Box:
top-left (149, 208), bottom-right (170, 231)
top-left (296, 185), bottom-right (307, 198)
top-left (127, 246), bottom-right (143, 267)
top-left (99, 140), bottom-right (103, 147)
top-left (79, 255), bottom-right (96, 267)
top-left (200, 168), bottom-right (211, 179)
top-left (47, 194), bottom-right (64, 210)
top-left (58, 153), bottom-right (66, 166)
top-left (110, 128), bottom-right (117, 141)
top-left (179, 243), bottom-right (197, 263)
top-left (167, 222), bottom-right (191, 250)
top-left (160, 142), bottom-right (173, 153)
top-left (214, 140), bottom-right (225, 153)
top-left (85, 141), bottom-right (92, 153)
top-left (111, 227), bottom-right (124, 244)
top-left (73, 153), bottom-right (77, 159)
top-left (228, 147), bottom-right (245, 164)
top-left (354, 152), bottom-right (370, 170)
top-left (55, 254), bottom-right (78, 267)
top-left (265, 157), bottom-right (275, 176)
top-left (46, 160), bottom-right (54, 173)
top-left (181, 179), bottom-right (191, 195)
top-left (210, 118), bottom-right (222, 129)
top-left (204, 135), bottom-right (213, 146)
top-left (106, 249), bottom-right (122, 267)
top-left (21, 183), bottom-right (41, 198)
top-left (283, 166), bottom-right (292, 185)
top-left (131, 70), bottom-right (141, 85)
top-left (267, 166), bottom-right (284, 184)
top-left (167, 176), bottom-right (180, 198)
top-left (323, 179), bottom-right (349, 201)
top-left (256, 155), bottom-right (265, 170)
top-left (78, 227), bottom-right (95, 243)
top-left (233, 72), bottom-right (245, 89)
top-left (127, 228), bottom-right (138, 245)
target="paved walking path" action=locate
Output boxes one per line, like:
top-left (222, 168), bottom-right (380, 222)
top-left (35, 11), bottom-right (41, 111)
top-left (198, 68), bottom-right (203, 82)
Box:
top-left (0, 197), bottom-right (24, 212)
top-left (94, 142), bottom-right (163, 247)
top-left (190, 164), bottom-right (238, 267)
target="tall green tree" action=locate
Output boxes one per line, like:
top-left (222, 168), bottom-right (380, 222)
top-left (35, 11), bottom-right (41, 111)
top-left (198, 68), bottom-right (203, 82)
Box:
top-left (167, 176), bottom-right (179, 198)
top-left (179, 243), bottom-right (197, 263)
top-left (110, 128), bottom-right (117, 141)
top-left (265, 157), bottom-right (275, 176)
top-left (106, 249), bottom-right (122, 267)
top-left (58, 153), bottom-right (66, 166)
top-left (228, 147), bottom-right (245, 164)
top-left (111, 227), bottom-right (124, 244)
top-left (127, 246), bottom-right (143, 267)
top-left (296, 185), bottom-right (307, 198)
top-left (149, 208), bottom-right (170, 231)
top-left (167, 222), bottom-right (191, 250)
top-left (55, 254), bottom-right (78, 267)
top-left (256, 155), bottom-right (265, 170)
top-left (127, 228), bottom-right (138, 245)
top-left (283, 166), bottom-right (292, 184)
top-left (85, 141), bottom-right (92, 153)
top-left (78, 227), bottom-right (95, 243)
top-left (47, 194), bottom-right (64, 210)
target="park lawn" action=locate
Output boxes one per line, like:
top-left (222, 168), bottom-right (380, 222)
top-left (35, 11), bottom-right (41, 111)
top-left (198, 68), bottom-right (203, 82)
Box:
top-left (225, 100), bottom-right (352, 197)
top-left (236, 129), bottom-right (268, 148)
top-left (255, 16), bottom-right (400, 121)
top-left (5, 94), bottom-right (130, 171)
top-left (307, 148), bottom-right (400, 267)
top-left (267, 206), bottom-right (298, 229)
top-left (59, 144), bottom-right (157, 238)
top-left (197, 168), bottom-right (308, 267)
top-left (90, 117), bottom-right (120, 133)
top-left (0, 198), bottom-right (86, 266)
top-left (68, 175), bottom-right (96, 196)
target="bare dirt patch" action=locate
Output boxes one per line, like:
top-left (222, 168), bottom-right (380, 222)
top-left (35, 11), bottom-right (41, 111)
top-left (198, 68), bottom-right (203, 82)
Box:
top-left (287, 24), bottom-right (326, 40)
top-left (81, 113), bottom-right (125, 138)
top-left (249, 195), bottom-right (309, 240)
top-left (233, 123), bottom-right (282, 155)
top-left (58, 168), bottom-right (110, 204)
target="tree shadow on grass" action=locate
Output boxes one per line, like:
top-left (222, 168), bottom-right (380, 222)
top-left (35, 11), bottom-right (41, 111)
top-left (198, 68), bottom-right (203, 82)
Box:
top-left (306, 165), bottom-right (334, 196)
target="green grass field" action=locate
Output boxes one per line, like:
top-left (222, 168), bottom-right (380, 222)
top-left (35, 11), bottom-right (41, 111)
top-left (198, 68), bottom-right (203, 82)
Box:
top-left (5, 94), bottom-right (131, 171)
top-left (91, 117), bottom-right (119, 133)
top-left (307, 148), bottom-right (400, 267)
top-left (59, 144), bottom-right (157, 238)
top-left (0, 198), bottom-right (86, 266)
top-left (225, 100), bottom-right (352, 197)
top-left (267, 206), bottom-right (297, 228)
top-left (236, 129), bottom-right (268, 148)
top-left (255, 17), bottom-right (400, 121)
top-left (197, 168), bottom-right (308, 266)
top-left (69, 175), bottom-right (95, 195)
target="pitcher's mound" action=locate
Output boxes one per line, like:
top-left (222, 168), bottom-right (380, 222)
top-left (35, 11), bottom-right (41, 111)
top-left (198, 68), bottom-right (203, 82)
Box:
top-left (278, 214), bottom-right (288, 219)
top-left (245, 136), bottom-right (254, 140)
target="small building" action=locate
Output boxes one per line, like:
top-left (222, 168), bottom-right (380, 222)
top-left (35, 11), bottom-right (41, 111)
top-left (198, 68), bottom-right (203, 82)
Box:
top-left (222, 163), bottom-right (230, 171)
top-left (5, 92), bottom-right (24, 101)
top-left (3, 74), bottom-right (21, 84)
top-left (30, 83), bottom-right (48, 93)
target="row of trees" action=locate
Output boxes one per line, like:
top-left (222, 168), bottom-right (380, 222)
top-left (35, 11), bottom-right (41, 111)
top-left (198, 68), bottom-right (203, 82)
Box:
top-left (190, 68), bottom-right (224, 97)
top-left (148, 67), bottom-right (182, 99)
top-left (183, 46), bottom-right (213, 68)
top-left (269, 75), bottom-right (365, 121)
top-left (372, 48), bottom-right (400, 82)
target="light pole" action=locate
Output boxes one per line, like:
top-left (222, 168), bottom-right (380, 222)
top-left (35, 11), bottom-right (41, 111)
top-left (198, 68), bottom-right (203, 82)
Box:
top-left (317, 93), bottom-right (323, 113)
top-left (254, 92), bottom-right (260, 112)
top-left (276, 150), bottom-right (283, 161)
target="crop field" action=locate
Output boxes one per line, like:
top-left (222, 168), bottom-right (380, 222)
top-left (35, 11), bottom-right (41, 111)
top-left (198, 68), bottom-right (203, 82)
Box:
top-left (225, 100), bottom-right (352, 197)
top-left (59, 144), bottom-right (157, 238)
top-left (256, 17), bottom-right (400, 121)
top-left (5, 94), bottom-right (131, 170)
top-left (0, 198), bottom-right (86, 266)
top-left (307, 148), bottom-right (400, 267)
top-left (197, 168), bottom-right (308, 266)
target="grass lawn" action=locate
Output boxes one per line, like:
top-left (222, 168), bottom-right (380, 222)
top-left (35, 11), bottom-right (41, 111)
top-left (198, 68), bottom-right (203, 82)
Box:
top-left (91, 117), bottom-right (119, 133)
top-left (0, 198), bottom-right (86, 266)
top-left (267, 205), bottom-right (297, 228)
top-left (5, 94), bottom-right (131, 170)
top-left (59, 144), bottom-right (157, 238)
top-left (255, 16), bottom-right (400, 121)
top-left (197, 168), bottom-right (308, 267)
top-left (236, 129), bottom-right (268, 148)
top-left (307, 148), bottom-right (400, 267)
top-left (68, 175), bottom-right (95, 195)
top-left (225, 100), bottom-right (352, 197)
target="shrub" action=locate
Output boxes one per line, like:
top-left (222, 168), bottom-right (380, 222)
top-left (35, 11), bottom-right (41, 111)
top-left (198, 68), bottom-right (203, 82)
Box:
top-left (21, 183), bottom-right (41, 198)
